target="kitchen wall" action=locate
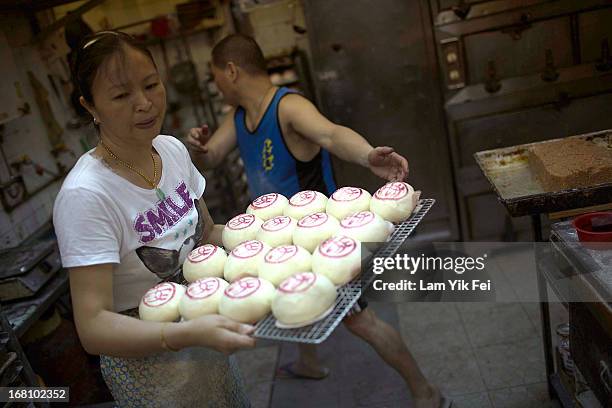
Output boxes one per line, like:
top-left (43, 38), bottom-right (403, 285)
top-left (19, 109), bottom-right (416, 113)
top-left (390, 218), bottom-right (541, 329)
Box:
top-left (0, 0), bottom-right (310, 249)
top-left (0, 19), bottom-right (86, 249)
top-left (238, 0), bottom-right (311, 58)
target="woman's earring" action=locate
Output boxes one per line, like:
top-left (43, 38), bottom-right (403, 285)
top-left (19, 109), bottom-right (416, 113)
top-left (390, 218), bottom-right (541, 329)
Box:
top-left (93, 117), bottom-right (100, 125)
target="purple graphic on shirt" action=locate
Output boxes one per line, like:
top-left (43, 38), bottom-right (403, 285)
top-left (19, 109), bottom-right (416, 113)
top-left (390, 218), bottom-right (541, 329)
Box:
top-left (134, 181), bottom-right (194, 243)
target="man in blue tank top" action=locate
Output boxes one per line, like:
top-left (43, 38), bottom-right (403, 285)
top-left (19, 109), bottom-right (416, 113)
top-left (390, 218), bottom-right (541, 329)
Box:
top-left (188, 35), bottom-right (447, 408)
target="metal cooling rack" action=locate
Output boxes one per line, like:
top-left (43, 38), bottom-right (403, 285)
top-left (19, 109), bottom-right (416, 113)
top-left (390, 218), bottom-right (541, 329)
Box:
top-left (253, 198), bottom-right (436, 344)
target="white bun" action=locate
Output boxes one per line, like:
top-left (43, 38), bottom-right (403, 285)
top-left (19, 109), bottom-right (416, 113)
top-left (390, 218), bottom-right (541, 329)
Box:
top-left (179, 277), bottom-right (229, 320)
top-left (182, 244), bottom-right (227, 282)
top-left (338, 211), bottom-right (391, 242)
top-left (258, 244), bottom-right (312, 286)
top-left (224, 240), bottom-right (271, 282)
top-left (222, 213), bottom-right (263, 251)
top-left (272, 272), bottom-right (337, 326)
top-left (326, 187), bottom-right (371, 220)
top-left (219, 277), bottom-right (275, 324)
top-left (370, 182), bottom-right (419, 222)
top-left (246, 193), bottom-right (289, 221)
top-left (293, 212), bottom-right (340, 253)
top-left (139, 282), bottom-right (186, 322)
top-left (284, 190), bottom-right (328, 219)
top-left (256, 216), bottom-right (297, 247)
top-left (312, 235), bottom-right (362, 286)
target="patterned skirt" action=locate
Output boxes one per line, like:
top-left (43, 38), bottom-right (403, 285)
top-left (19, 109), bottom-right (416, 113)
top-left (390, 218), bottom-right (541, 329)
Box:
top-left (99, 310), bottom-right (250, 408)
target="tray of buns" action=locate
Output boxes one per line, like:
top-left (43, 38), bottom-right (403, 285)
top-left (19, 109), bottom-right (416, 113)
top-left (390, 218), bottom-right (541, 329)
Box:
top-left (252, 198), bottom-right (436, 344)
top-left (474, 129), bottom-right (612, 217)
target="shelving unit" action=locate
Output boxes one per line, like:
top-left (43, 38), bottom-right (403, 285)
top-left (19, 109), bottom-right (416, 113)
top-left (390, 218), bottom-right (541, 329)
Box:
top-left (266, 48), bottom-right (316, 102)
top-left (0, 307), bottom-right (42, 408)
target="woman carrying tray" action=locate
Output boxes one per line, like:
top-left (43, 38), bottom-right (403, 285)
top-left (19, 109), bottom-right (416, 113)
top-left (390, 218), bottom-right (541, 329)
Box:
top-left (53, 31), bottom-right (254, 407)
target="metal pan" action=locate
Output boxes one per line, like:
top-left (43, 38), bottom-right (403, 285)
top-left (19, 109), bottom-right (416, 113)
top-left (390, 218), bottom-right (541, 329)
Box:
top-left (474, 129), bottom-right (612, 217)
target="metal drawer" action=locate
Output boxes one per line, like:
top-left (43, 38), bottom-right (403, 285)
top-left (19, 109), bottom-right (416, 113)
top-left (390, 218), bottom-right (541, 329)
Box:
top-left (463, 17), bottom-right (573, 84)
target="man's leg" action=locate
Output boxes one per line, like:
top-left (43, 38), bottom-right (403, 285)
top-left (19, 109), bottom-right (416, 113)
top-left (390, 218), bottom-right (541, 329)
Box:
top-left (344, 306), bottom-right (444, 408)
top-left (277, 344), bottom-right (329, 379)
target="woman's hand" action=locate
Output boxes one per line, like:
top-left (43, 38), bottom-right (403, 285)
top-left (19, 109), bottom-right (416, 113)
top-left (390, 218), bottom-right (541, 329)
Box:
top-left (367, 146), bottom-right (409, 182)
top-left (185, 314), bottom-right (256, 355)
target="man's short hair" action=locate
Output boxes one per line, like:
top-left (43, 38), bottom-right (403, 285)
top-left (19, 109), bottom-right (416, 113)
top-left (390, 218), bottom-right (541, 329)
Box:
top-left (211, 34), bottom-right (267, 75)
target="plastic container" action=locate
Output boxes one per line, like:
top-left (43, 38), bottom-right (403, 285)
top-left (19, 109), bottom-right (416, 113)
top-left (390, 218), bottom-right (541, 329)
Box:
top-left (572, 212), bottom-right (612, 249)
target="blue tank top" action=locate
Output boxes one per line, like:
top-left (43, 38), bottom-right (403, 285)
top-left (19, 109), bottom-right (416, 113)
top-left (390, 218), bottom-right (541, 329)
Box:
top-left (234, 87), bottom-right (337, 199)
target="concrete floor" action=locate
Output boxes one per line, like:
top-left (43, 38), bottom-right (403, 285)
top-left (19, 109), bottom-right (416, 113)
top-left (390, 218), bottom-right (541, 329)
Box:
top-left (234, 248), bottom-right (569, 408)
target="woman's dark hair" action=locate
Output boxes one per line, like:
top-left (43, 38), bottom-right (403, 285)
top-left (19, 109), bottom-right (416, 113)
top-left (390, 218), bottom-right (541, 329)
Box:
top-left (71, 31), bottom-right (156, 108)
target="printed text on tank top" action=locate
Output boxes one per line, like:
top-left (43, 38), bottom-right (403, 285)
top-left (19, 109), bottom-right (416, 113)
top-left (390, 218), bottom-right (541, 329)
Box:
top-left (278, 272), bottom-right (317, 293)
top-left (262, 216), bottom-right (292, 232)
top-left (341, 211), bottom-right (375, 228)
top-left (374, 182), bottom-right (408, 200)
top-left (331, 187), bottom-right (363, 202)
top-left (143, 282), bottom-right (176, 307)
top-left (227, 214), bottom-right (256, 230)
top-left (231, 240), bottom-right (264, 259)
top-left (318, 235), bottom-right (357, 258)
top-left (297, 212), bottom-right (329, 228)
top-left (187, 244), bottom-right (218, 263)
top-left (225, 277), bottom-right (261, 299)
top-left (186, 278), bottom-right (221, 300)
top-left (265, 245), bottom-right (298, 264)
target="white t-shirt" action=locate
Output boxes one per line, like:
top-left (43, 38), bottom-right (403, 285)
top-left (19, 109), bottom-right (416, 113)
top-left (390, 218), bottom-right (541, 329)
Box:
top-left (54, 135), bottom-right (206, 312)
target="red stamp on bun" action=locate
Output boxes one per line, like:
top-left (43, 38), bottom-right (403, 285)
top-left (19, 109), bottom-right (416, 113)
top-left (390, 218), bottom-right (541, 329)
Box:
top-left (331, 187), bottom-right (363, 202)
top-left (297, 212), bottom-right (329, 228)
top-left (374, 182), bottom-right (408, 200)
top-left (186, 278), bottom-right (221, 300)
top-left (227, 214), bottom-right (256, 230)
top-left (279, 272), bottom-right (317, 293)
top-left (187, 245), bottom-right (218, 263)
top-left (231, 240), bottom-right (264, 259)
top-left (251, 193), bottom-right (278, 209)
top-left (265, 245), bottom-right (298, 264)
top-left (318, 235), bottom-right (357, 258)
top-left (143, 282), bottom-right (176, 307)
top-left (289, 190), bottom-right (317, 207)
top-left (225, 277), bottom-right (261, 299)
top-left (262, 216), bottom-right (292, 232)
top-left (340, 211), bottom-right (375, 228)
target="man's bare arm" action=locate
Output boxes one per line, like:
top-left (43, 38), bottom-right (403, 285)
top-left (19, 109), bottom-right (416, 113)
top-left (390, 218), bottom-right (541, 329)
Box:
top-left (279, 95), bottom-right (408, 181)
top-left (186, 110), bottom-right (238, 170)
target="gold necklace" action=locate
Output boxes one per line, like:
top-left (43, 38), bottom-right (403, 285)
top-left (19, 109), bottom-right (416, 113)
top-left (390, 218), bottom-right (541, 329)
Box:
top-left (99, 141), bottom-right (165, 200)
